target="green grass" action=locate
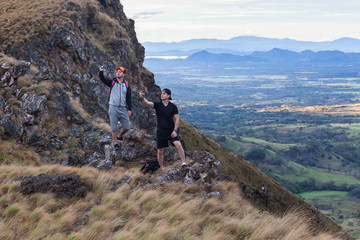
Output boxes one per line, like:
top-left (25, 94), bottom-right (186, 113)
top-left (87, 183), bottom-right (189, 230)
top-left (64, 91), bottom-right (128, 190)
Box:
top-left (299, 191), bottom-right (348, 200)
top-left (278, 161), bottom-right (360, 185)
top-left (298, 191), bottom-right (360, 238)
top-left (240, 137), bottom-right (297, 151)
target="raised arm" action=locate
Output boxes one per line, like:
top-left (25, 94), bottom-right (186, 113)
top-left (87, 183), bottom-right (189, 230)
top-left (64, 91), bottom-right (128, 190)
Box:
top-left (99, 66), bottom-right (113, 87)
top-left (139, 90), bottom-right (154, 108)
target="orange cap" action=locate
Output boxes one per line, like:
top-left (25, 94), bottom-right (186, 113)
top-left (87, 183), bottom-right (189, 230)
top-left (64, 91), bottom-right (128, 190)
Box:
top-left (116, 67), bottom-right (125, 72)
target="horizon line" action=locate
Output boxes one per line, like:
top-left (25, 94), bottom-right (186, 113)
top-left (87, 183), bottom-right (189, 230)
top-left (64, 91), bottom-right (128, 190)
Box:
top-left (141, 35), bottom-right (360, 44)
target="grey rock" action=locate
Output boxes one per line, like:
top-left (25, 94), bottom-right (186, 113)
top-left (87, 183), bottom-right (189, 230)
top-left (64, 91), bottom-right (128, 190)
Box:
top-left (47, 138), bottom-right (62, 149)
top-left (203, 191), bottom-right (222, 201)
top-left (158, 168), bottom-right (182, 185)
top-left (0, 116), bottom-right (24, 138)
top-left (21, 93), bottom-right (47, 114)
top-left (84, 151), bottom-right (102, 167)
top-left (97, 160), bottom-right (114, 171)
top-left (69, 127), bottom-right (80, 137)
top-left (28, 133), bottom-right (44, 146)
top-left (1, 62), bottom-right (11, 70)
top-left (1, 71), bottom-right (10, 83)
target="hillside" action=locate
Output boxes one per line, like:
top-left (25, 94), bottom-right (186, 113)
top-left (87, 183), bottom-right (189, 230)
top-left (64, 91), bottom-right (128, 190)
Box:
top-left (0, 164), bottom-right (345, 240)
top-left (0, 0), bottom-right (354, 239)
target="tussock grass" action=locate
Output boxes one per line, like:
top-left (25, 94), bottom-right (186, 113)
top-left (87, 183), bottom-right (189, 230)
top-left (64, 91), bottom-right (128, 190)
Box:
top-left (0, 140), bottom-right (41, 166)
top-left (0, 164), bottom-right (344, 240)
top-left (23, 81), bottom-right (55, 97)
top-left (0, 0), bottom-right (71, 49)
top-left (0, 53), bottom-right (18, 65)
top-left (17, 74), bottom-right (33, 88)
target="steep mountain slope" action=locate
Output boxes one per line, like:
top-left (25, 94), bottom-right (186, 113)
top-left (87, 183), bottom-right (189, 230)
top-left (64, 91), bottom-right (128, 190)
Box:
top-left (0, 0), bottom-right (354, 239)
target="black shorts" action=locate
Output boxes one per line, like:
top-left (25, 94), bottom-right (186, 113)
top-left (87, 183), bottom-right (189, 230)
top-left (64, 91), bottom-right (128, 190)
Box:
top-left (157, 130), bottom-right (180, 149)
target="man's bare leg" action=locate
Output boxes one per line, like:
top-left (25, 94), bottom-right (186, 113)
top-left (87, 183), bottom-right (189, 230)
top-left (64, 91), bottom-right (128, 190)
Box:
top-left (157, 148), bottom-right (165, 168)
top-left (173, 141), bottom-right (186, 164)
top-left (111, 131), bottom-right (118, 145)
top-left (117, 128), bottom-right (129, 139)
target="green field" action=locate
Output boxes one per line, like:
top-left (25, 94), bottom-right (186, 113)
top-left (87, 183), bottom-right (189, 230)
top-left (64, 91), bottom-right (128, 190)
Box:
top-left (279, 161), bottom-right (360, 185)
top-left (299, 191), bottom-right (360, 238)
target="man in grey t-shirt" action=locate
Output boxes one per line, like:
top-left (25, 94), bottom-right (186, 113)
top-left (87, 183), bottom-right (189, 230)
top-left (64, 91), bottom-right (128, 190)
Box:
top-left (99, 66), bottom-right (132, 150)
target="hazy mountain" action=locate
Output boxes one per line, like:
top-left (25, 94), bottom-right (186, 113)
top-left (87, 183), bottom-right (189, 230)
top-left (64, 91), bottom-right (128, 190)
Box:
top-left (143, 36), bottom-right (360, 55)
top-left (184, 49), bottom-right (360, 65)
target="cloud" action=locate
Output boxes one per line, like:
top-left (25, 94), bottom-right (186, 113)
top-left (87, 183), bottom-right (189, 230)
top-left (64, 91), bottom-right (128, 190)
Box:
top-left (121, 0), bottom-right (360, 42)
top-left (132, 11), bottom-right (163, 19)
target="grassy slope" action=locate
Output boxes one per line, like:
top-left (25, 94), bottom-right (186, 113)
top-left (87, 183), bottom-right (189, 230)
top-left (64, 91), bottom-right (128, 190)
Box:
top-left (0, 164), bottom-right (344, 240)
top-left (179, 119), bottom-right (352, 238)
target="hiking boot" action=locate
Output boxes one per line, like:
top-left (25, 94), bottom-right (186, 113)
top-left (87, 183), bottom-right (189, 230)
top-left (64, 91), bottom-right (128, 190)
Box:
top-left (114, 144), bottom-right (119, 151)
top-left (117, 136), bottom-right (123, 142)
top-left (182, 164), bottom-right (189, 171)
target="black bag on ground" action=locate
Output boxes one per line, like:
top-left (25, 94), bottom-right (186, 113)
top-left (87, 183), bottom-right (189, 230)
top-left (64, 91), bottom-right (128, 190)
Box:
top-left (140, 160), bottom-right (160, 174)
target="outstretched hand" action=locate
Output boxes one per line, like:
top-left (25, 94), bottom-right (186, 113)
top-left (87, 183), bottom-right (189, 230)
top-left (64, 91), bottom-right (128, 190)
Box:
top-left (99, 66), bottom-right (104, 71)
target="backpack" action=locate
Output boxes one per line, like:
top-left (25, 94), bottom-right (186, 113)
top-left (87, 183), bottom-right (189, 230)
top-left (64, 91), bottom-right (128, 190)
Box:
top-left (109, 80), bottom-right (129, 97)
top-left (140, 160), bottom-right (160, 174)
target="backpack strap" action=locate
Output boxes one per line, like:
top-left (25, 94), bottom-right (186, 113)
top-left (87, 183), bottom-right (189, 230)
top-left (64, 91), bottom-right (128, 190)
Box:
top-left (109, 80), bottom-right (116, 97)
top-left (109, 80), bottom-right (128, 97)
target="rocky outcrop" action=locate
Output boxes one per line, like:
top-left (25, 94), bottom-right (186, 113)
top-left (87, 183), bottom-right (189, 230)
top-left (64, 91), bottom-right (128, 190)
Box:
top-left (0, 0), bottom-right (162, 170)
top-left (112, 150), bottom-right (222, 190)
top-left (20, 174), bottom-right (89, 198)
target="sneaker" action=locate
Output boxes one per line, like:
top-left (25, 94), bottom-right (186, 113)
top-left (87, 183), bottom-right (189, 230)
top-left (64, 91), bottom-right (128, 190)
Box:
top-left (117, 136), bottom-right (123, 142)
top-left (182, 164), bottom-right (189, 171)
top-left (114, 144), bottom-right (119, 151)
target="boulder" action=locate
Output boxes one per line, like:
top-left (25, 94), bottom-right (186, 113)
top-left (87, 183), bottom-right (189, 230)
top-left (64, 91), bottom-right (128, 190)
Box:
top-left (20, 174), bottom-right (89, 198)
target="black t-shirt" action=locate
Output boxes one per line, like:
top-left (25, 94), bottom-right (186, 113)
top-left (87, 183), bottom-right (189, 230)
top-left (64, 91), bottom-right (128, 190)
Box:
top-left (154, 101), bottom-right (178, 135)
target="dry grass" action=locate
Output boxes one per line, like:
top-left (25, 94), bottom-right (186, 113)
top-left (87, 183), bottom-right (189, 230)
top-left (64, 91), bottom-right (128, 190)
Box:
top-left (0, 53), bottom-right (18, 65)
top-left (17, 74), bottom-right (33, 88)
top-left (23, 81), bottom-right (54, 97)
top-left (0, 139), bottom-right (41, 166)
top-left (0, 164), bottom-right (344, 240)
top-left (0, 0), bottom-right (71, 49)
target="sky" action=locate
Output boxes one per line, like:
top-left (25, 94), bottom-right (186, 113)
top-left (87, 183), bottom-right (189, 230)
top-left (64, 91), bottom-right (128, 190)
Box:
top-left (120, 0), bottom-right (360, 43)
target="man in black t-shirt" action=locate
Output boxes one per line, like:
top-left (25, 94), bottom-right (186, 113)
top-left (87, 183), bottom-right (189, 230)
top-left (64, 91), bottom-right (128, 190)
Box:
top-left (139, 88), bottom-right (187, 170)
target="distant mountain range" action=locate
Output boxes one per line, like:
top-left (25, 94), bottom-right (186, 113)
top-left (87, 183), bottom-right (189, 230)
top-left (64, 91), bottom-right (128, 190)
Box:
top-left (143, 36), bottom-right (360, 56)
top-left (184, 48), bottom-right (360, 65)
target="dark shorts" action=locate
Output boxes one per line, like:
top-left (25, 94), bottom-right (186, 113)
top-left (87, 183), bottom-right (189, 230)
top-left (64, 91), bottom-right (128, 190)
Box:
top-left (157, 130), bottom-right (180, 149)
